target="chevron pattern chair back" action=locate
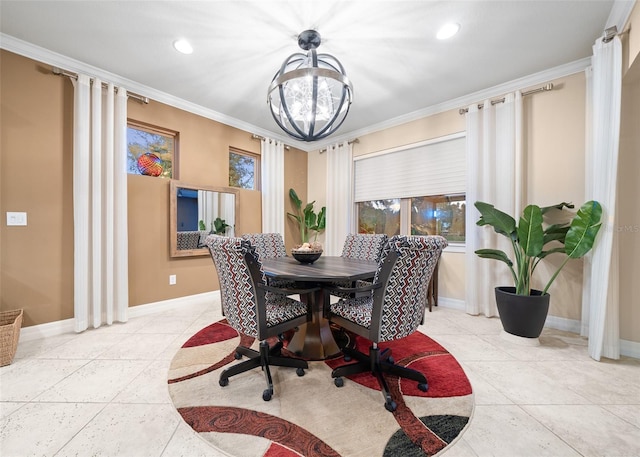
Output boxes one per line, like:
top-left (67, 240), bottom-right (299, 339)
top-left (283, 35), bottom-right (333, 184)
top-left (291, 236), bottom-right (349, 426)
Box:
top-left (341, 233), bottom-right (388, 262)
top-left (242, 233), bottom-right (287, 260)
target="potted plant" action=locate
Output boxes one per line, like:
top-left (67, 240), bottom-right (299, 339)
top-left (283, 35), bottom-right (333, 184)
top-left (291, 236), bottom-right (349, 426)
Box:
top-left (287, 188), bottom-right (326, 246)
top-left (213, 217), bottom-right (230, 235)
top-left (474, 200), bottom-right (603, 338)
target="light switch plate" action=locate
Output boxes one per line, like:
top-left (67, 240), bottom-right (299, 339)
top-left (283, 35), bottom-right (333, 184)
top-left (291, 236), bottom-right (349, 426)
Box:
top-left (6, 212), bottom-right (27, 226)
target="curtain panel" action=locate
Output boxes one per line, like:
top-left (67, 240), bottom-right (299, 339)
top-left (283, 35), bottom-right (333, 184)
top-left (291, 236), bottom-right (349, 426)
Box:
top-left (72, 74), bottom-right (129, 332)
top-left (464, 93), bottom-right (523, 317)
top-left (582, 36), bottom-right (622, 361)
top-left (325, 141), bottom-right (353, 256)
top-left (260, 138), bottom-right (285, 235)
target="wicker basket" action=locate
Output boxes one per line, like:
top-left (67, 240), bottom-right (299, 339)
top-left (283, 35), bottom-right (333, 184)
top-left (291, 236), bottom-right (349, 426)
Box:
top-left (0, 309), bottom-right (23, 367)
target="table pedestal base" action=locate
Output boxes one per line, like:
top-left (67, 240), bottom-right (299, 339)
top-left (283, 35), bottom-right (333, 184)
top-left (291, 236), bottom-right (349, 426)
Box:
top-left (286, 288), bottom-right (340, 360)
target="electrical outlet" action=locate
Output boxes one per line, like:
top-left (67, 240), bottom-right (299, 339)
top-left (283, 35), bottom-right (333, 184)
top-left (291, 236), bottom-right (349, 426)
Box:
top-left (169, 274), bottom-right (176, 285)
top-left (6, 212), bottom-right (27, 226)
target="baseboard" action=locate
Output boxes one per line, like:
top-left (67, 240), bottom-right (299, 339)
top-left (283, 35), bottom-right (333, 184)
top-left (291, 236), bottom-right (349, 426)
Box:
top-left (544, 314), bottom-right (581, 334)
top-left (19, 291), bottom-right (219, 342)
top-left (19, 292), bottom-right (640, 360)
top-left (436, 297), bottom-right (466, 311)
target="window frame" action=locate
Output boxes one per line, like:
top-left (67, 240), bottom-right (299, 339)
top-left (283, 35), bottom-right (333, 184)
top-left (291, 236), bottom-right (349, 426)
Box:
top-left (229, 147), bottom-right (261, 190)
top-left (126, 119), bottom-right (178, 179)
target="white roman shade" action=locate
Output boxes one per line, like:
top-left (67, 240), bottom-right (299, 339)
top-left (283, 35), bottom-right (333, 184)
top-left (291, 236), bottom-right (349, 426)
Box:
top-left (354, 134), bottom-right (465, 202)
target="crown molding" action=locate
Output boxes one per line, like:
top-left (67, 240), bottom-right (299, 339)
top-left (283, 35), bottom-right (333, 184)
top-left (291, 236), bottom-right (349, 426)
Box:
top-left (2, 32), bottom-right (592, 153)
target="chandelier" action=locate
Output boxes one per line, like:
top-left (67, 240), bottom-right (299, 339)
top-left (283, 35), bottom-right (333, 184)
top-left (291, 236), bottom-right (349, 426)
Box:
top-left (267, 30), bottom-right (353, 142)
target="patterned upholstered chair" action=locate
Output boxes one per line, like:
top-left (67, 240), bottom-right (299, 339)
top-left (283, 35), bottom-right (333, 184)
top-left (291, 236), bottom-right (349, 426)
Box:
top-left (325, 235), bottom-right (447, 412)
top-left (242, 233), bottom-right (293, 288)
top-left (332, 233), bottom-right (388, 298)
top-left (242, 232), bottom-right (288, 259)
top-left (205, 235), bottom-right (314, 401)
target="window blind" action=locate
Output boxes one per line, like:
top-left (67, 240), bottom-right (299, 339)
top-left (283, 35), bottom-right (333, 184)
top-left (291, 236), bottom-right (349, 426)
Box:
top-left (354, 135), bottom-right (466, 202)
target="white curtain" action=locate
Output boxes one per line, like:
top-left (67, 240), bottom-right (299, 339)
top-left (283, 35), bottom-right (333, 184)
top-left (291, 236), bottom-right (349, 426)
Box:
top-left (198, 190), bottom-right (217, 232)
top-left (325, 141), bottom-right (353, 256)
top-left (260, 138), bottom-right (285, 235)
top-left (72, 74), bottom-right (129, 332)
top-left (582, 36), bottom-right (622, 361)
top-left (465, 93), bottom-right (523, 316)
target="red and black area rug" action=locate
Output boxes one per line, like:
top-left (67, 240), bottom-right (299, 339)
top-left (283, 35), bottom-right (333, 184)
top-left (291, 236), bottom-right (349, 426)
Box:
top-left (168, 320), bottom-right (474, 457)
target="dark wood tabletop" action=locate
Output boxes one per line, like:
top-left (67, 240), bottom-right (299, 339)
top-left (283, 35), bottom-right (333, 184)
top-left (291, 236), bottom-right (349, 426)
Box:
top-left (260, 255), bottom-right (378, 360)
top-left (261, 256), bottom-right (377, 282)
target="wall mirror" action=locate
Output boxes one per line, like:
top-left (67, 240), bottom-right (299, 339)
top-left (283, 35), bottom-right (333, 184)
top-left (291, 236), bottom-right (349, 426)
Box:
top-left (170, 180), bottom-right (239, 257)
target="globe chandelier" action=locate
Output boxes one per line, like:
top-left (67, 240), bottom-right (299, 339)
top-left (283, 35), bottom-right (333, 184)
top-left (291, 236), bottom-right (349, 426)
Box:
top-left (267, 30), bottom-right (353, 142)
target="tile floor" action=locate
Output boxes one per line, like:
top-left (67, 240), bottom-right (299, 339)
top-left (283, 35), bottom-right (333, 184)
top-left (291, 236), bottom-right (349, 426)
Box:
top-left (1, 296), bottom-right (639, 457)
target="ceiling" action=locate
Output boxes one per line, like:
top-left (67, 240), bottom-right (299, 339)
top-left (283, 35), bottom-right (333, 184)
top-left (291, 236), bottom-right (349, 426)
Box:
top-left (0, 1), bottom-right (628, 150)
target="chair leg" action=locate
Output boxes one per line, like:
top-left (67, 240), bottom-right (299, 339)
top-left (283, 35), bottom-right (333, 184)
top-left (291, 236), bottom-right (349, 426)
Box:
top-left (219, 340), bottom-right (308, 402)
top-left (331, 342), bottom-right (428, 412)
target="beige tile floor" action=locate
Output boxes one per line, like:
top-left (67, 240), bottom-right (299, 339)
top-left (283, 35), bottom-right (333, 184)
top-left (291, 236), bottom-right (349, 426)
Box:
top-left (1, 296), bottom-right (639, 457)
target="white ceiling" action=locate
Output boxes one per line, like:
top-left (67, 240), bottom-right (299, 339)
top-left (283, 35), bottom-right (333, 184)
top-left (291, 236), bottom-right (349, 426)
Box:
top-left (0, 0), bottom-right (629, 150)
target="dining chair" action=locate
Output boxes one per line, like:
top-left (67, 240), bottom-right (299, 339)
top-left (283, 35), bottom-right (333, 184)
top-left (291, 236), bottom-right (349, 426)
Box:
top-left (332, 233), bottom-right (388, 298)
top-left (325, 235), bottom-right (447, 412)
top-left (205, 235), bottom-right (315, 401)
top-left (242, 232), bottom-right (294, 288)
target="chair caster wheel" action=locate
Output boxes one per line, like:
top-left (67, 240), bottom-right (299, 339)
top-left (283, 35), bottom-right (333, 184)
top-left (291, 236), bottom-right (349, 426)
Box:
top-left (296, 367), bottom-right (305, 377)
top-left (334, 377), bottom-right (344, 387)
top-left (344, 355), bottom-right (352, 362)
top-left (385, 400), bottom-right (397, 412)
top-left (387, 356), bottom-right (395, 364)
top-left (418, 382), bottom-right (428, 392)
top-left (234, 352), bottom-right (242, 360)
top-left (219, 378), bottom-right (229, 387)
top-left (262, 389), bottom-right (272, 401)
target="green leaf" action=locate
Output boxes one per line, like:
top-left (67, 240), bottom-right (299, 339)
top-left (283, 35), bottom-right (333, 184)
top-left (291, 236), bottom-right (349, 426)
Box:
top-left (565, 200), bottom-right (603, 258)
top-left (540, 202), bottom-right (574, 214)
top-left (475, 201), bottom-right (516, 238)
top-left (518, 205), bottom-right (544, 257)
top-left (537, 247), bottom-right (566, 259)
top-left (289, 188), bottom-right (302, 210)
top-left (543, 224), bottom-right (569, 244)
top-left (475, 249), bottom-right (513, 267)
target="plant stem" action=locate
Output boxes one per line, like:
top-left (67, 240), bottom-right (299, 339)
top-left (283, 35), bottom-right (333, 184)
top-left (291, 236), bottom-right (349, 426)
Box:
top-left (542, 256), bottom-right (570, 295)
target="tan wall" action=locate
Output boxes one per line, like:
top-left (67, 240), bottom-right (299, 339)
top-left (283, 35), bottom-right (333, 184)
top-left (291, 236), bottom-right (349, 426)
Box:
top-left (0, 50), bottom-right (307, 326)
top-left (349, 73), bottom-right (597, 319)
top-left (619, 55), bottom-right (640, 342)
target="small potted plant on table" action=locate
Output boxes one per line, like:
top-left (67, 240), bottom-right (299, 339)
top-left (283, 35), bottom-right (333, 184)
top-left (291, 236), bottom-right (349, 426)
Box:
top-left (288, 188), bottom-right (326, 263)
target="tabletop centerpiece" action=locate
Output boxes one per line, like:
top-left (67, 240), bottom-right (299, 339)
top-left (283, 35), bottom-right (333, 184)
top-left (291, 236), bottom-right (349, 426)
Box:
top-left (288, 188), bottom-right (326, 264)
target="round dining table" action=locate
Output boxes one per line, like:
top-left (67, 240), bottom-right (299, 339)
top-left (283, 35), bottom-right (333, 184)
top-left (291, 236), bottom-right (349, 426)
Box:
top-left (261, 255), bottom-right (377, 360)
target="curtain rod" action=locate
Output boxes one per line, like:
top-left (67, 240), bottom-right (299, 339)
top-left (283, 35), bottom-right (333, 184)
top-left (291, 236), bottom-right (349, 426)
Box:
top-left (458, 83), bottom-right (554, 115)
top-left (52, 67), bottom-right (149, 104)
top-left (251, 134), bottom-right (291, 150)
top-left (318, 138), bottom-right (359, 153)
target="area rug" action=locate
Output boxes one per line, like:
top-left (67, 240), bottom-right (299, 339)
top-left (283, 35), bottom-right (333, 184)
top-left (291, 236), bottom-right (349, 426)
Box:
top-left (168, 320), bottom-right (474, 457)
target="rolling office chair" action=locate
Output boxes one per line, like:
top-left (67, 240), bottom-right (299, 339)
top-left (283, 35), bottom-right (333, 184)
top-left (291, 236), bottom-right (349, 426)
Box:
top-left (205, 235), bottom-right (315, 401)
top-left (325, 235), bottom-right (447, 411)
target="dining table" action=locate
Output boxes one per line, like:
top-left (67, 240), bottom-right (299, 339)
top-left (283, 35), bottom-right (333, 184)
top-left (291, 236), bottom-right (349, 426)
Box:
top-left (261, 255), bottom-right (378, 360)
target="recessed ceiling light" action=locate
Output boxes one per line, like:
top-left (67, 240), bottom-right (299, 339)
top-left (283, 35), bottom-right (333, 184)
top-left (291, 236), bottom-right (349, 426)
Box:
top-left (436, 23), bottom-right (460, 40)
top-left (173, 39), bottom-right (193, 54)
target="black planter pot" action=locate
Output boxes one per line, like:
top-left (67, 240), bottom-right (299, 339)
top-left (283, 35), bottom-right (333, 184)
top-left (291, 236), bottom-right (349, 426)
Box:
top-left (495, 286), bottom-right (550, 338)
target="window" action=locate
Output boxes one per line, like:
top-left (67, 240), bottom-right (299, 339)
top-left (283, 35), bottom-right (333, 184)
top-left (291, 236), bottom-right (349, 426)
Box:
top-left (229, 148), bottom-right (259, 190)
top-left (127, 120), bottom-right (177, 178)
top-left (411, 194), bottom-right (465, 242)
top-left (354, 133), bottom-right (466, 245)
top-left (357, 199), bottom-right (401, 237)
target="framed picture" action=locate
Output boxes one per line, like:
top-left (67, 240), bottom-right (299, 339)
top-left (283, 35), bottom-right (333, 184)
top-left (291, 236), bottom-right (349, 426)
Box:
top-left (126, 120), bottom-right (178, 178)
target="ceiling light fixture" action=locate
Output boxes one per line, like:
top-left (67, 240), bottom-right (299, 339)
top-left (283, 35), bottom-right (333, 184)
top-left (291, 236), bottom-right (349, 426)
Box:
top-left (436, 23), bottom-right (460, 40)
top-left (173, 39), bottom-right (193, 54)
top-left (267, 30), bottom-right (353, 142)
